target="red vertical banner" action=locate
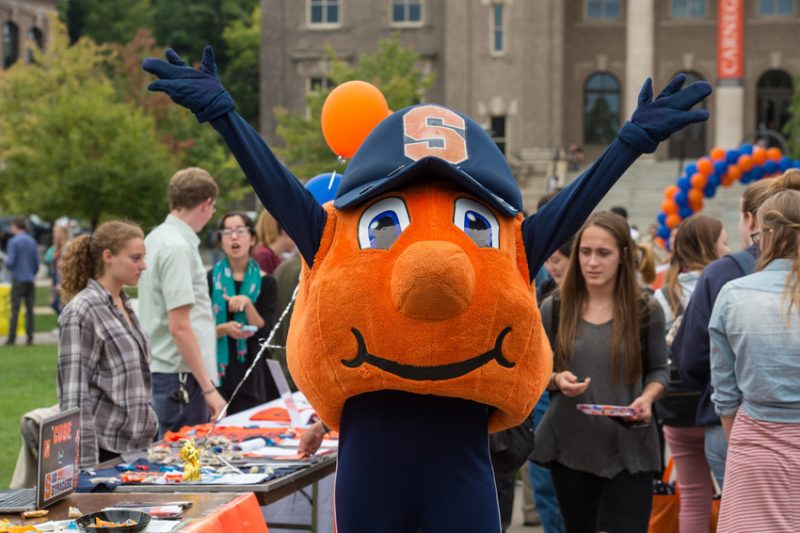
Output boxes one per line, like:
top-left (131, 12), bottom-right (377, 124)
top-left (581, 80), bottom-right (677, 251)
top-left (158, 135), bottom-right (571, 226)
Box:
top-left (717, 0), bottom-right (744, 79)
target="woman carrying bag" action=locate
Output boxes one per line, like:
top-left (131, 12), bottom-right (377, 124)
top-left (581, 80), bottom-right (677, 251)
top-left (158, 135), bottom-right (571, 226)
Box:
top-left (533, 212), bottom-right (668, 533)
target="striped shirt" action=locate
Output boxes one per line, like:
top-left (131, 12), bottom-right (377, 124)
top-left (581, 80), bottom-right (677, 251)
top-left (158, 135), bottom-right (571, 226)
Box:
top-left (57, 279), bottom-right (158, 468)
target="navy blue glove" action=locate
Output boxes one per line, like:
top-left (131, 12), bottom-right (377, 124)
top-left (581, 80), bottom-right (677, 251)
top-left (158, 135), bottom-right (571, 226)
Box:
top-left (142, 46), bottom-right (235, 123)
top-left (629, 74), bottom-right (711, 145)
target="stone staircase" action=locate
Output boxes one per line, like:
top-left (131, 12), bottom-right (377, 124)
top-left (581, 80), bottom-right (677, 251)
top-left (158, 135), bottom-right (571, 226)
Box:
top-left (521, 157), bottom-right (748, 248)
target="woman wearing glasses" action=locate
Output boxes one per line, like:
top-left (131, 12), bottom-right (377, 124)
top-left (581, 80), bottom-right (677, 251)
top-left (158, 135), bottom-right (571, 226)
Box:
top-left (208, 212), bottom-right (279, 414)
top-left (710, 190), bottom-right (800, 532)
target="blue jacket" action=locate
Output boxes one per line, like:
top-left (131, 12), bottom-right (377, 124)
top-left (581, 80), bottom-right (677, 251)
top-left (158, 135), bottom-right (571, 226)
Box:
top-left (6, 232), bottom-right (39, 283)
top-left (672, 245), bottom-right (758, 426)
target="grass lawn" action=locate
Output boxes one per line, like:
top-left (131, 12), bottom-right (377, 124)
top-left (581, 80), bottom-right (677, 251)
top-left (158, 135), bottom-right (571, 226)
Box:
top-left (0, 344), bottom-right (58, 489)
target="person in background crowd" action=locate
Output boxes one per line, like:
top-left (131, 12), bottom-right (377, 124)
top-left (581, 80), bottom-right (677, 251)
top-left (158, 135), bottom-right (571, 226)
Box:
top-left (44, 223), bottom-right (70, 318)
top-left (710, 190), bottom-right (800, 532)
top-left (536, 237), bottom-right (573, 302)
top-left (4, 217), bottom-right (39, 346)
top-left (138, 167), bottom-right (225, 436)
top-left (653, 214), bottom-right (728, 533)
top-left (672, 178), bottom-right (775, 488)
top-left (636, 243), bottom-right (656, 289)
top-left (533, 212), bottom-right (668, 533)
top-left (253, 210), bottom-right (296, 275)
top-left (610, 205), bottom-right (640, 241)
top-left (208, 211), bottom-right (279, 414)
top-left (57, 221), bottom-right (158, 467)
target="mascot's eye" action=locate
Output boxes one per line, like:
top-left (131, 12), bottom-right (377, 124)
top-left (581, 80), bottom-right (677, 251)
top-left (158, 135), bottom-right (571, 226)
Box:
top-left (453, 198), bottom-right (500, 249)
top-left (358, 197), bottom-right (411, 249)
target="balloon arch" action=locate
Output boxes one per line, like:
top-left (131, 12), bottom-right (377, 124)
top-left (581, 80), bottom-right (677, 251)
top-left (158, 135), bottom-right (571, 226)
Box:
top-left (656, 144), bottom-right (800, 241)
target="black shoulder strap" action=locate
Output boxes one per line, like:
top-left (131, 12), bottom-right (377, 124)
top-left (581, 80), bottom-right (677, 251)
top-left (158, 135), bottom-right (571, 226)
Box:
top-left (728, 250), bottom-right (756, 276)
top-left (550, 293), bottom-right (560, 342)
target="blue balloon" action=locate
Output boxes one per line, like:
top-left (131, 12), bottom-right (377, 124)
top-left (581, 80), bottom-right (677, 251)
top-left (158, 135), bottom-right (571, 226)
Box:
top-left (674, 191), bottom-right (689, 207)
top-left (658, 225), bottom-right (671, 240)
top-left (704, 185), bottom-right (716, 198)
top-left (707, 174), bottom-right (721, 188)
top-left (795, 159), bottom-right (800, 169)
top-left (679, 206), bottom-right (694, 219)
top-left (685, 163), bottom-right (698, 176)
top-left (740, 171), bottom-right (753, 184)
top-left (751, 167), bottom-right (765, 181)
top-left (739, 143), bottom-right (753, 155)
top-left (763, 160), bottom-right (779, 175)
top-left (657, 212), bottom-right (667, 226)
top-left (726, 150), bottom-right (741, 165)
top-left (677, 176), bottom-right (692, 191)
top-left (713, 161), bottom-right (728, 176)
top-left (305, 172), bottom-right (342, 205)
top-left (780, 156), bottom-right (793, 171)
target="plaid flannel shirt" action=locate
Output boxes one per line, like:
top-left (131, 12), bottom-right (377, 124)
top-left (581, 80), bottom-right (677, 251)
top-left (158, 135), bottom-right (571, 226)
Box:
top-left (57, 279), bottom-right (158, 468)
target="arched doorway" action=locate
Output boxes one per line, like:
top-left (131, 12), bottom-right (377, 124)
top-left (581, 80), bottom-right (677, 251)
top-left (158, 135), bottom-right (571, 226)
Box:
top-left (3, 22), bottom-right (19, 69)
top-left (756, 69), bottom-right (793, 147)
top-left (583, 72), bottom-right (621, 145)
top-left (668, 71), bottom-right (707, 159)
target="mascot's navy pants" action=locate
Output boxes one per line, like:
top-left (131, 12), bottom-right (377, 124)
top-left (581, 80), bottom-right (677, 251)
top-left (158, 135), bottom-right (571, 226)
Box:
top-left (335, 390), bottom-right (502, 533)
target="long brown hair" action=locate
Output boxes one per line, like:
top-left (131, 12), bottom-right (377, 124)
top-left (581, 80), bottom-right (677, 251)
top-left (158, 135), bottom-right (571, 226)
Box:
top-left (663, 215), bottom-right (723, 314)
top-left (556, 212), bottom-right (646, 385)
top-left (59, 221), bottom-right (143, 302)
top-left (755, 190), bottom-right (800, 319)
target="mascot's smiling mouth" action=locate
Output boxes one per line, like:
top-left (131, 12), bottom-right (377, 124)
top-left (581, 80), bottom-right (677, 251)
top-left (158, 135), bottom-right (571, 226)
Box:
top-left (341, 327), bottom-right (515, 381)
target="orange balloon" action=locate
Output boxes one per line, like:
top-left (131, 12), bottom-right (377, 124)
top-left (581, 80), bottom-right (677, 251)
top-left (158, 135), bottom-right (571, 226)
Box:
top-left (666, 214), bottom-right (682, 229)
top-left (689, 196), bottom-right (704, 211)
top-left (661, 199), bottom-right (679, 215)
top-left (752, 146), bottom-right (767, 165)
top-left (738, 154), bottom-right (754, 172)
top-left (664, 185), bottom-right (680, 199)
top-left (697, 158), bottom-right (714, 176)
top-left (321, 81), bottom-right (390, 158)
top-left (721, 175), bottom-right (732, 187)
top-left (710, 147), bottom-right (726, 161)
top-left (767, 147), bottom-right (783, 161)
top-left (688, 188), bottom-right (704, 205)
top-left (691, 172), bottom-right (708, 190)
top-left (727, 165), bottom-right (742, 182)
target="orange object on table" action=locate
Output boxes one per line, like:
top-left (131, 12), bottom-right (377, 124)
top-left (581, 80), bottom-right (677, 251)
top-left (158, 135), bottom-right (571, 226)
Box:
top-left (182, 493), bottom-right (268, 533)
top-left (249, 407), bottom-right (291, 423)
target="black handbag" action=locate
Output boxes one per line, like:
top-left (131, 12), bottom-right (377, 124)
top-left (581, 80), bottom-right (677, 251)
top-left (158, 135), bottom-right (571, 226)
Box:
top-left (489, 414), bottom-right (535, 474)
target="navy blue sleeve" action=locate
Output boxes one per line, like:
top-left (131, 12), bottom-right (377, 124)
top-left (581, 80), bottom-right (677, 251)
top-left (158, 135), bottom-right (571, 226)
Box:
top-left (210, 111), bottom-right (327, 268)
top-left (521, 121), bottom-right (652, 278)
top-left (672, 256), bottom-right (741, 389)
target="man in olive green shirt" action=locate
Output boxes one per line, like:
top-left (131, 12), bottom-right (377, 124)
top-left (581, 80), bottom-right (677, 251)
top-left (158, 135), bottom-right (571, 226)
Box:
top-left (138, 167), bottom-right (225, 435)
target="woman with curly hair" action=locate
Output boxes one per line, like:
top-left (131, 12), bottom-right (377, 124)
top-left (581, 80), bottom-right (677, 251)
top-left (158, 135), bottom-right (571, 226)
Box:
top-left (57, 221), bottom-right (158, 468)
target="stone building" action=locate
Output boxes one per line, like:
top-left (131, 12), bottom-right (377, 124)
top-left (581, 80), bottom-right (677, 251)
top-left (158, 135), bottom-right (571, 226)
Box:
top-left (0, 0), bottom-right (57, 70)
top-left (260, 0), bottom-right (799, 182)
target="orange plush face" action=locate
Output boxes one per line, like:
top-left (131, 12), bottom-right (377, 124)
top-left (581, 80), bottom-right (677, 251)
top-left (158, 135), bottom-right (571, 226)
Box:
top-left (287, 181), bottom-right (552, 432)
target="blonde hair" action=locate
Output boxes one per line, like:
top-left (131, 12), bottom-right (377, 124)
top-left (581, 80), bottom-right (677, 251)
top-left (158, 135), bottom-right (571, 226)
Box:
top-left (767, 168), bottom-right (800, 195)
top-left (755, 190), bottom-right (800, 320)
top-left (59, 221), bottom-right (144, 302)
top-left (168, 167), bottom-right (219, 211)
top-left (255, 210), bottom-right (281, 247)
top-left (637, 243), bottom-right (656, 285)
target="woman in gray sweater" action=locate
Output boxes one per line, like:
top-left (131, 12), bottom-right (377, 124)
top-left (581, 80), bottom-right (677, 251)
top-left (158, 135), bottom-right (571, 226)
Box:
top-left (532, 211), bottom-right (668, 533)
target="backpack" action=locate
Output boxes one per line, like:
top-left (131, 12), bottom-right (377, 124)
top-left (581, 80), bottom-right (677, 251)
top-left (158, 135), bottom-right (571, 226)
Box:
top-left (489, 413), bottom-right (536, 475)
top-left (656, 287), bottom-right (701, 427)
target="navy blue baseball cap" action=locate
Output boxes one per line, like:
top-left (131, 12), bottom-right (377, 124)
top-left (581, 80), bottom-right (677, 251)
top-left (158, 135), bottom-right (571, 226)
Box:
top-left (334, 104), bottom-right (522, 216)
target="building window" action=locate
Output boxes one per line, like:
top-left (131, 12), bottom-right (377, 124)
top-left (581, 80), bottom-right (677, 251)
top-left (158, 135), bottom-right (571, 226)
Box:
top-left (491, 4), bottom-right (505, 54)
top-left (489, 115), bottom-right (507, 155)
top-left (391, 0), bottom-right (422, 24)
top-left (671, 0), bottom-right (707, 18)
top-left (583, 72), bottom-right (620, 145)
top-left (27, 27), bottom-right (44, 62)
top-left (3, 22), bottom-right (19, 69)
top-left (586, 0), bottom-right (621, 20)
top-left (309, 77), bottom-right (334, 92)
top-left (758, 0), bottom-right (795, 16)
top-left (309, 0), bottom-right (340, 26)
top-left (757, 70), bottom-right (794, 146)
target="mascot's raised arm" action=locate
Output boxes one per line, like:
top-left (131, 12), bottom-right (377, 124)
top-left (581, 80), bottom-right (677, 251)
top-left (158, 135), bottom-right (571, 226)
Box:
top-left (144, 46), bottom-right (710, 533)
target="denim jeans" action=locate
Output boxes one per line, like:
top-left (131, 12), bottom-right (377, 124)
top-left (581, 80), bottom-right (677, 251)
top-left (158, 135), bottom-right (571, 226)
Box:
top-left (704, 424), bottom-right (728, 490)
top-left (151, 372), bottom-right (209, 438)
top-left (529, 393), bottom-right (565, 533)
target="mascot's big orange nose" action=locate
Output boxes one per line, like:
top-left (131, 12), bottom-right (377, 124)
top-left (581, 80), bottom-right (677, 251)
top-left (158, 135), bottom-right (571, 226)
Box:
top-left (391, 241), bottom-right (475, 320)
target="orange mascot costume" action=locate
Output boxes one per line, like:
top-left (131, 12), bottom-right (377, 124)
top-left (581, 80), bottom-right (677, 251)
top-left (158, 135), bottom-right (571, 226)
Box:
top-left (144, 46), bottom-right (712, 532)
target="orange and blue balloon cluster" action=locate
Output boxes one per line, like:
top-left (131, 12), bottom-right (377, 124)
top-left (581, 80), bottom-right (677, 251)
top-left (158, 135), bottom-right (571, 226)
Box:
top-left (656, 145), bottom-right (800, 241)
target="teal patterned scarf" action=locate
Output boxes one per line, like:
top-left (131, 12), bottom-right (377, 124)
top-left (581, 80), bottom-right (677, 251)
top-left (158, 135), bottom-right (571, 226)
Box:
top-left (211, 257), bottom-right (262, 377)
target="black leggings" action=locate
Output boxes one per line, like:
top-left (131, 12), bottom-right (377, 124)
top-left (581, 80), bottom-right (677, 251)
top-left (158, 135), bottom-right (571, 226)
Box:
top-left (549, 462), bottom-right (653, 533)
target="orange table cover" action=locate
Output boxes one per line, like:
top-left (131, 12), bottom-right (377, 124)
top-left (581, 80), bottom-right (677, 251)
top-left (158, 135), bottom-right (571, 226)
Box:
top-left (182, 493), bottom-right (268, 533)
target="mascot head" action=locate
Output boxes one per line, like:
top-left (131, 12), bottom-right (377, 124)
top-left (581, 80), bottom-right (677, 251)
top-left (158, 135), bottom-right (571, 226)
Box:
top-left (288, 104), bottom-right (552, 432)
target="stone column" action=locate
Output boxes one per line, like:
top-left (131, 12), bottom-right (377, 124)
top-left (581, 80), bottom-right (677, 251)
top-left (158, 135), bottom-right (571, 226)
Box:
top-left (715, 82), bottom-right (745, 148)
top-left (624, 0), bottom-right (655, 119)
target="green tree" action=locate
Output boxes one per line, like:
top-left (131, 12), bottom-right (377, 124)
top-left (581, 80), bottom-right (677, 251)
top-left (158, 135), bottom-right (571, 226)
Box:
top-left (221, 6), bottom-right (260, 127)
top-left (274, 35), bottom-right (435, 180)
top-left (60, 0), bottom-right (154, 45)
top-left (0, 22), bottom-right (173, 229)
top-left (785, 75), bottom-right (800, 158)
